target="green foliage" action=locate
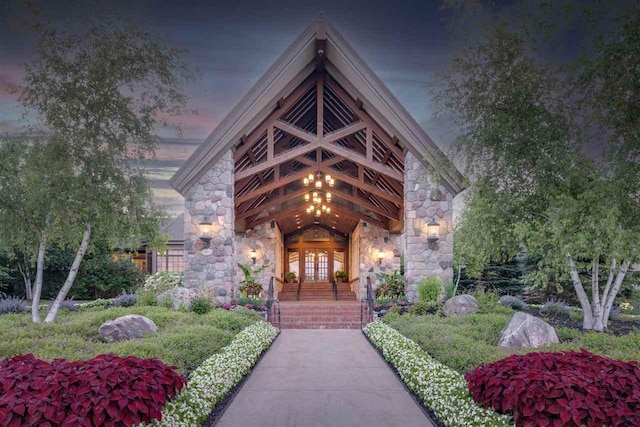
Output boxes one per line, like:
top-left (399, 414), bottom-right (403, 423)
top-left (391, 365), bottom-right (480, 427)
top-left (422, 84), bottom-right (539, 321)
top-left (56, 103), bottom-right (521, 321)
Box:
top-left (0, 293), bottom-right (29, 315)
top-left (73, 256), bottom-right (146, 299)
top-left (136, 289), bottom-right (158, 306)
top-left (436, 3), bottom-right (640, 330)
top-left (407, 301), bottom-right (439, 316)
top-left (0, 306), bottom-right (262, 375)
top-left (284, 271), bottom-right (297, 282)
top-left (443, 279), bottom-right (456, 301)
top-left (417, 276), bottom-right (443, 302)
top-left (233, 297), bottom-right (266, 306)
top-left (373, 296), bottom-right (409, 307)
top-left (374, 270), bottom-right (405, 298)
top-left (334, 270), bottom-right (347, 280)
top-left (473, 291), bottom-right (513, 315)
top-left (190, 297), bottom-right (213, 315)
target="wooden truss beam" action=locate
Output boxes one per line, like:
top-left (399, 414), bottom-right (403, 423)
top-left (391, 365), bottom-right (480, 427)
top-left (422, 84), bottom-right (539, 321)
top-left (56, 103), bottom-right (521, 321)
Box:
top-left (317, 165), bottom-right (402, 206)
top-left (235, 169), bottom-right (310, 205)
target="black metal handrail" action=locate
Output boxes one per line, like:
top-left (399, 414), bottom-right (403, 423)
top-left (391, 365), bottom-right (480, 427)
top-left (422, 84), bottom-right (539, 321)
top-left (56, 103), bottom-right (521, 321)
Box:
top-left (360, 276), bottom-right (374, 329)
top-left (296, 277), bottom-right (302, 301)
top-left (266, 277), bottom-right (280, 328)
top-left (331, 278), bottom-right (338, 301)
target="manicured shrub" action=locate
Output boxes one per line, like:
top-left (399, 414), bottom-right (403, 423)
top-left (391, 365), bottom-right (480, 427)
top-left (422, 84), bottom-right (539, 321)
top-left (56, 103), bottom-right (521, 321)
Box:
top-left (191, 297), bottom-right (213, 314)
top-left (364, 322), bottom-right (512, 427)
top-left (0, 353), bottom-right (185, 426)
top-left (417, 276), bottom-right (443, 302)
top-left (473, 291), bottom-right (513, 315)
top-left (408, 300), bottom-right (439, 316)
top-left (113, 291), bottom-right (138, 307)
top-left (74, 256), bottom-right (147, 299)
top-left (0, 292), bottom-right (28, 314)
top-left (466, 350), bottom-right (640, 427)
top-left (540, 299), bottom-right (571, 316)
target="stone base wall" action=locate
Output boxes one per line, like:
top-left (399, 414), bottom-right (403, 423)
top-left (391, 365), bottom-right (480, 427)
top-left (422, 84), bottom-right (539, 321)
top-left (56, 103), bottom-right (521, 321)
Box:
top-left (234, 222), bottom-right (278, 297)
top-left (403, 151), bottom-right (454, 301)
top-left (353, 221), bottom-right (401, 299)
top-left (183, 151), bottom-right (235, 303)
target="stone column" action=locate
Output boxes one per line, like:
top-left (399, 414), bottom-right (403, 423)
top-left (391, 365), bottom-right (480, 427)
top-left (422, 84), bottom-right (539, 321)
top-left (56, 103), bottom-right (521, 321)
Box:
top-left (234, 223), bottom-right (277, 294)
top-left (403, 151), bottom-right (454, 301)
top-left (183, 150), bottom-right (235, 303)
top-left (356, 222), bottom-right (401, 299)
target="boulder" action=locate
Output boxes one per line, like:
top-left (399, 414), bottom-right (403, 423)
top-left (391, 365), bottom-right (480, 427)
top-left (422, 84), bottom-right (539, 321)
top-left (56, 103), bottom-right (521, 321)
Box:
top-left (156, 286), bottom-right (198, 311)
top-left (498, 312), bottom-right (559, 348)
top-left (443, 294), bottom-right (480, 317)
top-left (99, 315), bottom-right (158, 343)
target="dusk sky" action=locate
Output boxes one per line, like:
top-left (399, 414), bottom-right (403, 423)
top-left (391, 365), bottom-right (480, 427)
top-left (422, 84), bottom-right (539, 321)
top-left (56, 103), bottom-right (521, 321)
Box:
top-left (0, 0), bottom-right (470, 216)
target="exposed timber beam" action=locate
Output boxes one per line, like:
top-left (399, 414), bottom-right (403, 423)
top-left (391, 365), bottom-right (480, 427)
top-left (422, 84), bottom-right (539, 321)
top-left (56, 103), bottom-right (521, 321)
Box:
top-left (317, 165), bottom-right (402, 206)
top-left (235, 169), bottom-right (310, 204)
top-left (235, 141), bottom-right (320, 181)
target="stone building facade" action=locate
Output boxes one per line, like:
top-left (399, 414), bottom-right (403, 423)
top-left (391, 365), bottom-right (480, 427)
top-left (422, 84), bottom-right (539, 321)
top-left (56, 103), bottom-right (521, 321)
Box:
top-left (172, 16), bottom-right (462, 302)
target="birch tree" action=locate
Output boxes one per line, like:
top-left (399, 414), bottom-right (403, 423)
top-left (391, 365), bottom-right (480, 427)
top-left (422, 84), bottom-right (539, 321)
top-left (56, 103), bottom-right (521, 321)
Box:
top-left (437, 2), bottom-right (640, 331)
top-left (1, 6), bottom-right (196, 322)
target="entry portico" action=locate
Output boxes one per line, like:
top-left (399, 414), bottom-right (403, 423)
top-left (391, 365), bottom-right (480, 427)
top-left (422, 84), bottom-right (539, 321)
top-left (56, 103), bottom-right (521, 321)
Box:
top-left (170, 15), bottom-right (463, 302)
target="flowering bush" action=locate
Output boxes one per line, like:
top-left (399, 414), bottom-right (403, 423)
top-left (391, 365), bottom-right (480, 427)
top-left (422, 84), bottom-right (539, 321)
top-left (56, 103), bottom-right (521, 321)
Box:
top-left (146, 321), bottom-right (278, 426)
top-left (466, 350), bottom-right (640, 426)
top-left (143, 271), bottom-right (184, 294)
top-left (79, 298), bottom-right (115, 309)
top-left (0, 353), bottom-right (185, 426)
top-left (364, 322), bottom-right (512, 427)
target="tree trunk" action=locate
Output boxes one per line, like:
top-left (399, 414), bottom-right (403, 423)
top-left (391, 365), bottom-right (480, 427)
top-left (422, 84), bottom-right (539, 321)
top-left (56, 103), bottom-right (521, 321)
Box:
top-left (602, 260), bottom-right (630, 329)
top-left (31, 233), bottom-right (47, 323)
top-left (591, 258), bottom-right (604, 332)
top-left (18, 261), bottom-right (33, 300)
top-left (44, 224), bottom-right (92, 323)
top-left (566, 253), bottom-right (594, 330)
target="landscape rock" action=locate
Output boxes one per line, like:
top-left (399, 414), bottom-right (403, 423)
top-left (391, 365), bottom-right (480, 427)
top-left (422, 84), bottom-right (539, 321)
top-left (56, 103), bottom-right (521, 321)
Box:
top-left (99, 315), bottom-right (158, 342)
top-left (499, 295), bottom-right (528, 309)
top-left (156, 286), bottom-right (198, 311)
top-left (498, 312), bottom-right (559, 348)
top-left (443, 294), bottom-right (480, 317)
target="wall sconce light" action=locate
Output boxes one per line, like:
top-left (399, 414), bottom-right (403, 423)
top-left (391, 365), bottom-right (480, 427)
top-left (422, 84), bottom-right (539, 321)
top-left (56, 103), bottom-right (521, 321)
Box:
top-left (199, 218), bottom-right (212, 249)
top-left (249, 249), bottom-right (257, 264)
top-left (377, 249), bottom-right (385, 264)
top-left (427, 218), bottom-right (440, 249)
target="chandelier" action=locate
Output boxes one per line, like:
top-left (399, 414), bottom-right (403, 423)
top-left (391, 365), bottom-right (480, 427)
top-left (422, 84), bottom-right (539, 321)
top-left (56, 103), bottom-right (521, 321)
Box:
top-left (303, 172), bottom-right (333, 216)
top-left (303, 171), bottom-right (334, 189)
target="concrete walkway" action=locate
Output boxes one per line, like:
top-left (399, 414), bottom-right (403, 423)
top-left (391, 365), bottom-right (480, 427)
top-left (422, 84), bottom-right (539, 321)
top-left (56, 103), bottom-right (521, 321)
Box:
top-left (216, 330), bottom-right (434, 427)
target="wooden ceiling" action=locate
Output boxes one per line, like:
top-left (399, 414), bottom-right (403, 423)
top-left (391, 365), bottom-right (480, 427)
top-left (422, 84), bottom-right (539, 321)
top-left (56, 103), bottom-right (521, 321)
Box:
top-left (234, 65), bottom-right (405, 236)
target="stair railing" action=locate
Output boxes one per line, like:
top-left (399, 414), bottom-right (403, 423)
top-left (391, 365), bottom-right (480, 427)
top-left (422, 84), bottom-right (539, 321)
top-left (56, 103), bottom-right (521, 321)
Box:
top-left (360, 276), bottom-right (374, 328)
top-left (266, 277), bottom-right (281, 328)
top-left (296, 276), bottom-right (302, 301)
top-left (331, 278), bottom-right (338, 301)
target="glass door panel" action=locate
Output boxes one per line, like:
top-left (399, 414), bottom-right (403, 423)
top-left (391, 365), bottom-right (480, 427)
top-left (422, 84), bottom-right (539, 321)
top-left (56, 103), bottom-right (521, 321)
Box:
top-left (333, 250), bottom-right (345, 280)
top-left (288, 251), bottom-right (299, 279)
top-left (317, 250), bottom-right (329, 281)
top-left (304, 250), bottom-right (316, 282)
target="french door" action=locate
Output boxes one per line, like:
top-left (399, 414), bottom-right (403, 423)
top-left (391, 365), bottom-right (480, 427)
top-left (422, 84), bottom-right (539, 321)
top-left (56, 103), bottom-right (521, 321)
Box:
top-left (304, 249), bottom-right (329, 283)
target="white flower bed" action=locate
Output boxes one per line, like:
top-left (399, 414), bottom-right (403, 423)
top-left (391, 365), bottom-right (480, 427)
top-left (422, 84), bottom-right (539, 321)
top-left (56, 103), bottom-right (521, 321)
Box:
top-left (363, 322), bottom-right (513, 427)
top-left (145, 321), bottom-right (278, 426)
top-left (143, 271), bottom-right (184, 293)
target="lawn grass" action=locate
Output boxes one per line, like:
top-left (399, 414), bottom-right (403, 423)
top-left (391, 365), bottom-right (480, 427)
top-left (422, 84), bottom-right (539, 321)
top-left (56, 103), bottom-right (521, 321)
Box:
top-left (0, 306), bottom-right (263, 375)
top-left (385, 309), bottom-right (640, 374)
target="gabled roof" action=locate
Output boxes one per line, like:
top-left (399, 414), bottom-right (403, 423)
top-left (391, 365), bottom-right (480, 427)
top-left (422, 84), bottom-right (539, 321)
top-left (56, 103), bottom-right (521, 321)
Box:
top-left (170, 14), bottom-right (463, 195)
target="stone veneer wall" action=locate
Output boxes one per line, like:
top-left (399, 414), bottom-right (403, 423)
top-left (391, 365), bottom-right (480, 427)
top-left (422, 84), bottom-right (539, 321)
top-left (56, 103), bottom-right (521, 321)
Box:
top-left (352, 221), bottom-right (401, 299)
top-left (183, 151), bottom-right (235, 303)
top-left (234, 222), bottom-right (278, 295)
top-left (403, 151), bottom-right (454, 301)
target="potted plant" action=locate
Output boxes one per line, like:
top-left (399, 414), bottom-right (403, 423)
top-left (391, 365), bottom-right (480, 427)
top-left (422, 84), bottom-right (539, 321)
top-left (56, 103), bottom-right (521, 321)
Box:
top-left (334, 270), bottom-right (347, 283)
top-left (285, 271), bottom-right (297, 283)
top-left (237, 262), bottom-right (268, 298)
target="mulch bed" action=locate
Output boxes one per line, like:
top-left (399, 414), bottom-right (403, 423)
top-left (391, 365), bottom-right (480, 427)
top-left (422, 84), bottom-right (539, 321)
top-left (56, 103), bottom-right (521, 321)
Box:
top-left (521, 308), bottom-right (639, 337)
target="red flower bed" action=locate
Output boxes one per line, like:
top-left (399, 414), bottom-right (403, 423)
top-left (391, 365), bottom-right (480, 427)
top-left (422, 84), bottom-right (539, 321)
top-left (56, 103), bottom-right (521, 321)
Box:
top-left (0, 353), bottom-right (186, 426)
top-left (465, 349), bottom-right (640, 427)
